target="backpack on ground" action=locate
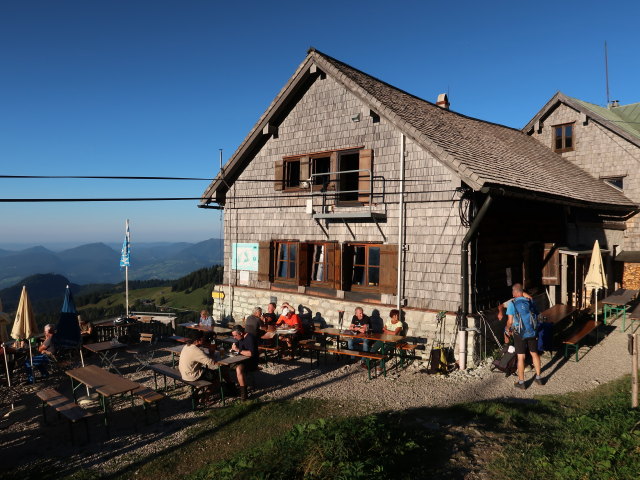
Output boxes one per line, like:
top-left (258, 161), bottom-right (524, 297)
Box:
top-left (491, 343), bottom-right (518, 377)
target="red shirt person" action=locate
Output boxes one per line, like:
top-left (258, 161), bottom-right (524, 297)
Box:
top-left (276, 303), bottom-right (303, 334)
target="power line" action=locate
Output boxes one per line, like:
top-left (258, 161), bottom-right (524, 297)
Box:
top-left (0, 175), bottom-right (215, 180)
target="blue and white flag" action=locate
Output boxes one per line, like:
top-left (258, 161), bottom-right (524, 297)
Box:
top-left (119, 220), bottom-right (131, 268)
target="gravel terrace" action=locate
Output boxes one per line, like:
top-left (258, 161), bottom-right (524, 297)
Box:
top-left (0, 322), bottom-right (633, 478)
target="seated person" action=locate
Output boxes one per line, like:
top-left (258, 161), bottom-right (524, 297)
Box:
top-left (230, 325), bottom-right (259, 400)
top-left (78, 315), bottom-right (94, 343)
top-left (347, 307), bottom-right (371, 361)
top-left (244, 307), bottom-right (265, 338)
top-left (370, 309), bottom-right (403, 372)
top-left (199, 309), bottom-right (213, 327)
top-left (178, 331), bottom-right (219, 382)
top-left (26, 324), bottom-right (56, 382)
top-left (276, 303), bottom-right (303, 359)
top-left (261, 302), bottom-right (278, 331)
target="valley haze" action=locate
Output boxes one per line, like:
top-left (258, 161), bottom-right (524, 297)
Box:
top-left (0, 238), bottom-right (223, 288)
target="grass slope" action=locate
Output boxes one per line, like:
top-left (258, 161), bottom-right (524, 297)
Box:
top-left (78, 285), bottom-right (213, 316)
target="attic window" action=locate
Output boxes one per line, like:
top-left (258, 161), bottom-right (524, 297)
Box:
top-left (603, 177), bottom-right (624, 190)
top-left (553, 123), bottom-right (574, 153)
top-left (284, 159), bottom-right (300, 189)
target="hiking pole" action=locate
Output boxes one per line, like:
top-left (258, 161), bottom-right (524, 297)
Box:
top-left (630, 333), bottom-right (638, 409)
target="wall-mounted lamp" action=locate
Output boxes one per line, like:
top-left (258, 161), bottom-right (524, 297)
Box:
top-left (351, 113), bottom-right (361, 122)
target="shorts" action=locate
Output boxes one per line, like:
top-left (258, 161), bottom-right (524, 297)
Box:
top-left (513, 334), bottom-right (538, 355)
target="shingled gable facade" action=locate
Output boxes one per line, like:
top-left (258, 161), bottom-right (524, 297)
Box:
top-left (524, 93), bottom-right (640, 289)
top-left (201, 50), bottom-right (637, 366)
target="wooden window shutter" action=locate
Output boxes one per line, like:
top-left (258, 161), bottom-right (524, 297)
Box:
top-left (327, 242), bottom-right (341, 290)
top-left (299, 156), bottom-right (310, 184)
top-left (358, 149), bottom-right (373, 203)
top-left (341, 244), bottom-right (354, 291)
top-left (379, 244), bottom-right (398, 294)
top-left (298, 242), bottom-right (309, 286)
top-left (274, 160), bottom-right (284, 191)
top-left (328, 151), bottom-right (337, 191)
top-left (258, 241), bottom-right (273, 282)
top-left (542, 243), bottom-right (560, 285)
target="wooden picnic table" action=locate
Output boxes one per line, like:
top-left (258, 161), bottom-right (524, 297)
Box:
top-left (316, 328), bottom-right (404, 356)
top-left (66, 364), bottom-right (140, 428)
top-left (621, 302), bottom-right (640, 332)
top-left (539, 304), bottom-right (577, 325)
top-left (159, 343), bottom-right (249, 367)
top-left (601, 289), bottom-right (638, 325)
top-left (179, 322), bottom-right (232, 336)
top-left (82, 340), bottom-right (128, 374)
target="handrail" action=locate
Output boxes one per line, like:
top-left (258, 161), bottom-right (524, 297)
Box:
top-left (309, 168), bottom-right (376, 215)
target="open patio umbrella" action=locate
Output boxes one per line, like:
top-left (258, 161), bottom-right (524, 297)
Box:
top-left (10, 286), bottom-right (38, 371)
top-left (584, 240), bottom-right (608, 324)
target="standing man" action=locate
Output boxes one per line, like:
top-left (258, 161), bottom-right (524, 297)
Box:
top-left (348, 307), bottom-right (371, 364)
top-left (230, 325), bottom-right (259, 401)
top-left (505, 283), bottom-right (544, 389)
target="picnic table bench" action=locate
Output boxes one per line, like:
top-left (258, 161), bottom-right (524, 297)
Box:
top-left (132, 386), bottom-right (165, 423)
top-left (324, 348), bottom-right (389, 379)
top-left (148, 363), bottom-right (220, 410)
top-left (563, 320), bottom-right (601, 362)
top-left (36, 388), bottom-right (92, 444)
top-left (601, 288), bottom-right (638, 326)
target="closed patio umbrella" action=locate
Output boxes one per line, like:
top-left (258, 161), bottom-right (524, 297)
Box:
top-left (584, 240), bottom-right (608, 324)
top-left (10, 286), bottom-right (38, 371)
top-left (55, 285), bottom-right (81, 350)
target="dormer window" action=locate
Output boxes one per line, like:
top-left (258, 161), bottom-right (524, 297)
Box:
top-left (553, 123), bottom-right (574, 153)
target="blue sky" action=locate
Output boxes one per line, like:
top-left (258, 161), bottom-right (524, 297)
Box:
top-left (1, 0), bottom-right (638, 247)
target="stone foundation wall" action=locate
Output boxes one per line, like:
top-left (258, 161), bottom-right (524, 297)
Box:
top-left (211, 285), bottom-right (479, 367)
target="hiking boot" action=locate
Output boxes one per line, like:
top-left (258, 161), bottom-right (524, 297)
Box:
top-left (514, 381), bottom-right (526, 390)
top-left (534, 377), bottom-right (544, 386)
top-left (240, 386), bottom-right (248, 401)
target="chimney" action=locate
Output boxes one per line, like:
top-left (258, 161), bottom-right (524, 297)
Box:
top-left (436, 93), bottom-right (450, 110)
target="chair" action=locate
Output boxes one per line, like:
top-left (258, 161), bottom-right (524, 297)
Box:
top-left (126, 333), bottom-right (156, 372)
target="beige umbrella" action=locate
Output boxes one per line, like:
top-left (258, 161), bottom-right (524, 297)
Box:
top-left (584, 240), bottom-right (607, 324)
top-left (11, 286), bottom-right (38, 369)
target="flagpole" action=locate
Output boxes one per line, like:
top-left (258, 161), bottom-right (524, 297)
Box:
top-left (125, 264), bottom-right (129, 317)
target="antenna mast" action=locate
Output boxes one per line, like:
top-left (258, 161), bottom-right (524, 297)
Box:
top-left (605, 41), bottom-right (610, 107)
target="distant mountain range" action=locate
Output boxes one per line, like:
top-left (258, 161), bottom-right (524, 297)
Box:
top-left (0, 239), bottom-right (223, 289)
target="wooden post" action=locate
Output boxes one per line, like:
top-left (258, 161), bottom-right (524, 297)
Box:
top-left (630, 333), bottom-right (638, 409)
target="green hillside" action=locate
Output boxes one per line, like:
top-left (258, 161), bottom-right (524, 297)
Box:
top-left (77, 266), bottom-right (223, 322)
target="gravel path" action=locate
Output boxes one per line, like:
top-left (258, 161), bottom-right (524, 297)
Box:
top-left (0, 323), bottom-right (633, 477)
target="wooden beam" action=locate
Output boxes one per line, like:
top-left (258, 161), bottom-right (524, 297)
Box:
top-left (262, 124), bottom-right (278, 136)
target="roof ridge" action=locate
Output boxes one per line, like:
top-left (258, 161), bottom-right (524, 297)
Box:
top-left (311, 49), bottom-right (525, 134)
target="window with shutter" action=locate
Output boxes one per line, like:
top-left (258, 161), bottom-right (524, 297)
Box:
top-left (358, 149), bottom-right (373, 203)
top-left (258, 241), bottom-right (273, 282)
top-left (274, 161), bottom-right (284, 191)
top-left (274, 241), bottom-right (298, 282)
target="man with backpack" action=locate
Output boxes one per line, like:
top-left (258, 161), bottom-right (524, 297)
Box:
top-left (505, 283), bottom-right (544, 390)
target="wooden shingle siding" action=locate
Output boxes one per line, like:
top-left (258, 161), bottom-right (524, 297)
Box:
top-left (219, 74), bottom-right (463, 312)
top-left (530, 103), bottom-right (640, 251)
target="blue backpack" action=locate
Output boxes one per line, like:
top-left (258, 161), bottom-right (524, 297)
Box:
top-left (511, 297), bottom-right (538, 339)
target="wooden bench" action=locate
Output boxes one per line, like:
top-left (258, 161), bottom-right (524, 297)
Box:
top-left (258, 344), bottom-right (285, 366)
top-left (395, 342), bottom-right (424, 367)
top-left (148, 364), bottom-right (220, 410)
top-left (36, 388), bottom-right (92, 444)
top-left (563, 320), bottom-right (601, 362)
top-left (132, 386), bottom-right (165, 423)
top-left (298, 341), bottom-right (327, 366)
top-left (325, 348), bottom-right (389, 380)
